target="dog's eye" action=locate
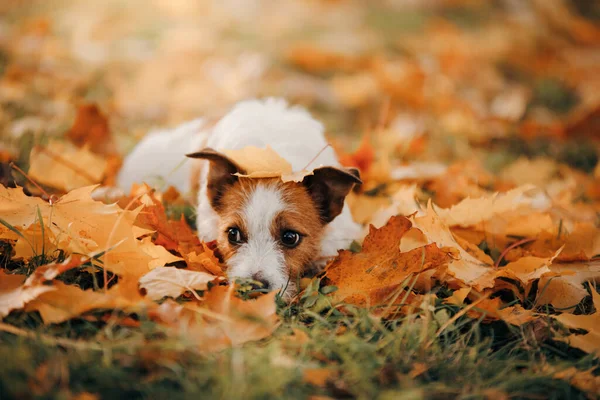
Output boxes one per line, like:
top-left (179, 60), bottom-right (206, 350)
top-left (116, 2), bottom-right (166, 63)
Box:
top-left (280, 230), bottom-right (301, 248)
top-left (227, 227), bottom-right (244, 245)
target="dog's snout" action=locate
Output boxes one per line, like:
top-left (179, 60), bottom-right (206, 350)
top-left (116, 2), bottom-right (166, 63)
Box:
top-left (250, 273), bottom-right (270, 290)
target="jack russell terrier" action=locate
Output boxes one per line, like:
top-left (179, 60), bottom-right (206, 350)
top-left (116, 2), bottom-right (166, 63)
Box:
top-left (118, 98), bottom-right (362, 298)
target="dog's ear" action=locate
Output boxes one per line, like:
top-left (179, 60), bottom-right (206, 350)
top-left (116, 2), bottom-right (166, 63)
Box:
top-left (186, 148), bottom-right (242, 210)
top-left (303, 166), bottom-right (361, 223)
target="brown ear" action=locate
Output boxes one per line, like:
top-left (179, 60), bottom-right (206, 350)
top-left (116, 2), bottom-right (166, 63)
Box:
top-left (303, 166), bottom-right (362, 223)
top-left (186, 148), bottom-right (242, 210)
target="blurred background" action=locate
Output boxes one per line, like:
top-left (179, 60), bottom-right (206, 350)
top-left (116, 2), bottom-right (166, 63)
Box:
top-left (0, 0), bottom-right (599, 187)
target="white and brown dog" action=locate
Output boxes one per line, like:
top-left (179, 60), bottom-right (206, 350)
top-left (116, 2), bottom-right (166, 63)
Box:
top-left (118, 98), bottom-right (361, 298)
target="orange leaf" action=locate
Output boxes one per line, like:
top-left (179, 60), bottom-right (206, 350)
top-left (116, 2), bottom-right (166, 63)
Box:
top-left (324, 215), bottom-right (451, 312)
top-left (66, 104), bottom-right (115, 155)
top-left (338, 133), bottom-right (375, 174)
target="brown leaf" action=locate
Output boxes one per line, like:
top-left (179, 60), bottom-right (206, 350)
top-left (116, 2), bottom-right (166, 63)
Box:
top-left (25, 280), bottom-right (147, 324)
top-left (303, 368), bottom-right (336, 387)
top-left (150, 285), bottom-right (279, 352)
top-left (555, 289), bottom-right (600, 356)
top-left (324, 215), bottom-right (451, 312)
top-left (410, 202), bottom-right (495, 290)
top-left (0, 257), bottom-right (84, 318)
top-left (66, 104), bottom-right (114, 155)
top-left (337, 133), bottom-right (375, 174)
top-left (552, 367), bottom-right (600, 398)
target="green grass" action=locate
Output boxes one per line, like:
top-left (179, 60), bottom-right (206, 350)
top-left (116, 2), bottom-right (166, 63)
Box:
top-left (1, 283), bottom-right (598, 399)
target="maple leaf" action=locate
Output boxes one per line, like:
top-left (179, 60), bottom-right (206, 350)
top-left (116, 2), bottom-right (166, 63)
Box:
top-left (324, 215), bottom-right (451, 312)
top-left (122, 185), bottom-right (224, 276)
top-left (536, 260), bottom-right (600, 312)
top-left (150, 285), bottom-right (279, 352)
top-left (25, 280), bottom-right (147, 324)
top-left (223, 145), bottom-right (313, 182)
top-left (138, 266), bottom-right (222, 300)
top-left (66, 104), bottom-right (115, 155)
top-left (0, 185), bottom-right (169, 282)
top-left (0, 257), bottom-right (83, 318)
top-left (28, 141), bottom-right (108, 192)
top-left (337, 133), bottom-right (375, 174)
top-left (467, 297), bottom-right (537, 326)
top-left (435, 185), bottom-right (553, 236)
top-left (410, 202), bottom-right (496, 291)
top-left (555, 289), bottom-right (600, 356)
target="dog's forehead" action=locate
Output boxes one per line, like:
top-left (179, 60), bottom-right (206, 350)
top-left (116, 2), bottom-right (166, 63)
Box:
top-left (242, 182), bottom-right (285, 233)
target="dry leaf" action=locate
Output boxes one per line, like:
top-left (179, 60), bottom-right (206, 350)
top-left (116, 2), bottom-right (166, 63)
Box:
top-left (0, 185), bottom-right (158, 281)
top-left (25, 281), bottom-right (146, 324)
top-left (468, 297), bottom-right (536, 326)
top-left (139, 266), bottom-right (221, 300)
top-left (28, 141), bottom-right (108, 192)
top-left (555, 289), bottom-right (600, 356)
top-left (0, 257), bottom-right (83, 318)
top-left (536, 260), bottom-right (600, 312)
top-left (324, 215), bottom-right (451, 311)
top-left (303, 368), bottom-right (336, 387)
top-left (552, 367), bottom-right (600, 398)
top-left (138, 237), bottom-right (184, 269)
top-left (66, 104), bottom-right (115, 155)
top-left (410, 202), bottom-right (495, 290)
top-left (435, 185), bottom-right (551, 234)
top-left (150, 285), bottom-right (279, 352)
top-left (224, 145), bottom-right (312, 182)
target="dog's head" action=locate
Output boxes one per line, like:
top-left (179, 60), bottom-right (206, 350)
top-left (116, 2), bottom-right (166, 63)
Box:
top-left (187, 148), bottom-right (360, 299)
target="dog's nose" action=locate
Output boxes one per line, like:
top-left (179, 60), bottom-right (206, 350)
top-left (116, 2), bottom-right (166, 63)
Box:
top-left (250, 273), bottom-right (270, 290)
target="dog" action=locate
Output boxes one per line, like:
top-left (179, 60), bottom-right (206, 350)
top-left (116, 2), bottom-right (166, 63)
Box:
top-left (117, 98), bottom-right (362, 298)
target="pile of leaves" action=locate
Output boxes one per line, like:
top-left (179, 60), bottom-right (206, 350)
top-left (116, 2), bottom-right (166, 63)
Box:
top-left (1, 0), bottom-right (600, 398)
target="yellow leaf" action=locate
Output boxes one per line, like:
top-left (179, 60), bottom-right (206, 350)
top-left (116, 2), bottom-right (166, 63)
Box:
top-left (224, 145), bottom-right (313, 182)
top-left (435, 185), bottom-right (551, 234)
top-left (150, 285), bottom-right (279, 352)
top-left (138, 237), bottom-right (184, 269)
top-left (411, 202), bottom-right (495, 290)
top-left (28, 140), bottom-right (108, 192)
top-left (25, 281), bottom-right (146, 324)
top-left (555, 289), bottom-right (600, 356)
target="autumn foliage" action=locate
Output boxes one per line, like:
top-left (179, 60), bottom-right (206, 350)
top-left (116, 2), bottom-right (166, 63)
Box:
top-left (1, 0), bottom-right (600, 398)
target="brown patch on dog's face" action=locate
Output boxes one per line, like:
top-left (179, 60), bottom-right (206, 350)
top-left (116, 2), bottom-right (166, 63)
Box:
top-left (215, 178), bottom-right (325, 295)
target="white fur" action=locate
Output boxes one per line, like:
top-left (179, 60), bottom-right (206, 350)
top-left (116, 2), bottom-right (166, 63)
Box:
top-left (226, 183), bottom-right (289, 292)
top-left (117, 98), bottom-right (362, 293)
top-left (117, 118), bottom-right (207, 194)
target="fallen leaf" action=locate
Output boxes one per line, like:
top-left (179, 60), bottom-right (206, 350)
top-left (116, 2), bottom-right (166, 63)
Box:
top-left (0, 185), bottom-right (157, 281)
top-left (337, 133), bottom-right (375, 174)
top-left (435, 185), bottom-right (553, 236)
top-left (468, 297), bottom-right (536, 326)
top-left (324, 215), bottom-right (451, 312)
top-left (0, 257), bottom-right (83, 318)
top-left (410, 202), bottom-right (496, 290)
top-left (552, 367), bottom-right (600, 398)
top-left (536, 260), bottom-right (600, 312)
top-left (303, 368), bottom-right (336, 387)
top-left (25, 281), bottom-right (146, 324)
top-left (139, 266), bottom-right (221, 300)
top-left (28, 141), bottom-right (108, 192)
top-left (138, 237), bottom-right (183, 269)
top-left (555, 289), bottom-right (600, 356)
top-left (150, 284), bottom-right (279, 352)
top-left (224, 145), bottom-right (313, 182)
top-left (66, 104), bottom-right (115, 155)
